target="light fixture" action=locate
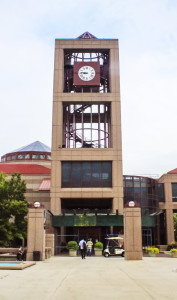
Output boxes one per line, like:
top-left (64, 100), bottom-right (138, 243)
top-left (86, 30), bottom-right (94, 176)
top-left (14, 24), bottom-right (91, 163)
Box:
top-left (129, 201), bottom-right (135, 207)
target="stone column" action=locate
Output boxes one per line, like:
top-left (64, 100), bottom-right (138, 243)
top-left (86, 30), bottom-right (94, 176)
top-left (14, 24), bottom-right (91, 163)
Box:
top-left (26, 208), bottom-right (45, 261)
top-left (164, 182), bottom-right (175, 244)
top-left (46, 233), bottom-right (55, 256)
top-left (166, 209), bottom-right (175, 244)
top-left (124, 207), bottom-right (142, 260)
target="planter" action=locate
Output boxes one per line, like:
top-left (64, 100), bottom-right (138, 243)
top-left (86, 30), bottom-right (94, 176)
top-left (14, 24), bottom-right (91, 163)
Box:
top-left (69, 250), bottom-right (77, 257)
top-left (148, 252), bottom-right (156, 257)
top-left (146, 247), bottom-right (159, 257)
top-left (66, 241), bottom-right (78, 257)
top-left (171, 253), bottom-right (177, 258)
top-left (94, 249), bottom-right (102, 256)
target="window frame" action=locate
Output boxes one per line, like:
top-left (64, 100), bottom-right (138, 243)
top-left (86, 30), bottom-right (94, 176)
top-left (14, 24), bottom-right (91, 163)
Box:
top-left (62, 161), bottom-right (112, 188)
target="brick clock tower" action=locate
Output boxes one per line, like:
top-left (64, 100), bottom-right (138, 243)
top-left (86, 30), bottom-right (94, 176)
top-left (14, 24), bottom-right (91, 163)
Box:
top-left (50, 32), bottom-right (124, 244)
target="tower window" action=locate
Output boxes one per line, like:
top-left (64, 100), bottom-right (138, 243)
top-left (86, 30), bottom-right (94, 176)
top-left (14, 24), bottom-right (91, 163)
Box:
top-left (63, 103), bottom-right (111, 148)
top-left (172, 183), bottom-right (177, 201)
top-left (62, 161), bottom-right (112, 187)
top-left (64, 49), bottom-right (110, 93)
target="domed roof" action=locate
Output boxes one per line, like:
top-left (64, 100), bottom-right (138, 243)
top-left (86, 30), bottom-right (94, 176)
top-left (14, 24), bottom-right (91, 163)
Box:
top-left (11, 141), bottom-right (51, 153)
top-left (1, 141), bottom-right (51, 163)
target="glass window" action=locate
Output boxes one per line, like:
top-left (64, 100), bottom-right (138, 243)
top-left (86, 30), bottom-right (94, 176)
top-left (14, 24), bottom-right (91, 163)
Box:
top-left (62, 161), bottom-right (112, 187)
top-left (102, 162), bottom-right (112, 187)
top-left (7, 156), bottom-right (11, 161)
top-left (126, 187), bottom-right (134, 201)
top-left (82, 162), bottom-right (91, 187)
top-left (40, 154), bottom-right (45, 159)
top-left (18, 154), bottom-right (23, 159)
top-left (71, 162), bottom-right (81, 187)
top-left (32, 154), bottom-right (38, 159)
top-left (62, 162), bottom-right (71, 187)
top-left (47, 155), bottom-right (51, 160)
top-left (134, 180), bottom-right (141, 201)
top-left (92, 162), bottom-right (101, 187)
top-left (126, 180), bottom-right (133, 188)
top-left (172, 183), bottom-right (177, 201)
top-left (158, 183), bottom-right (165, 202)
top-left (126, 176), bottom-right (132, 180)
top-left (12, 155), bottom-right (16, 160)
top-left (25, 154), bottom-right (30, 159)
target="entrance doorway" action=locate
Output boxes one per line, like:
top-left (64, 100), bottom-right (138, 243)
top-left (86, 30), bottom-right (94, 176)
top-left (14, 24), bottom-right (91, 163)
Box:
top-left (142, 229), bottom-right (152, 246)
top-left (55, 226), bottom-right (110, 254)
top-left (73, 227), bottom-right (102, 244)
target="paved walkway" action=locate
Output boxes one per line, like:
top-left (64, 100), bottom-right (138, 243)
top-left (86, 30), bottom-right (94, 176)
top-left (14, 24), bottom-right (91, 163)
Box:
top-left (0, 256), bottom-right (177, 300)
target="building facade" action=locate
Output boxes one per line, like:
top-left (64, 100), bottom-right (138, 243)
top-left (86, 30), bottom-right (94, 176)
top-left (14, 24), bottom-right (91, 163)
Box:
top-left (158, 169), bottom-right (177, 245)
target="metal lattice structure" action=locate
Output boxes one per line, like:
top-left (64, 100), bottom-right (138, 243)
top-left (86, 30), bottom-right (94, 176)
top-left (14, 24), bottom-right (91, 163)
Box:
top-left (63, 103), bottom-right (111, 148)
top-left (64, 49), bottom-right (110, 93)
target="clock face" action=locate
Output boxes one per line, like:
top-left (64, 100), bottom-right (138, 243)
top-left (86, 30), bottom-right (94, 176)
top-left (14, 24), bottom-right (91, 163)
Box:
top-left (78, 66), bottom-right (96, 81)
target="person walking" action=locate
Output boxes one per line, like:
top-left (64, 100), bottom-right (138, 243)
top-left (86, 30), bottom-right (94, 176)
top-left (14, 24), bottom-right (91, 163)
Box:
top-left (79, 238), bottom-right (87, 259)
top-left (86, 239), bottom-right (93, 256)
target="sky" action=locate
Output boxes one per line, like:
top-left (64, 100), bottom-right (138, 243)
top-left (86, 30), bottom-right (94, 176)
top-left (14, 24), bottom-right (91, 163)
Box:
top-left (0, 0), bottom-right (177, 177)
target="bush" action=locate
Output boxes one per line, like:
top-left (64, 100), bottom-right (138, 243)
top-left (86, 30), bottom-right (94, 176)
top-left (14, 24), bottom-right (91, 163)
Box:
top-left (94, 242), bottom-right (103, 250)
top-left (146, 247), bottom-right (159, 254)
top-left (170, 248), bottom-right (177, 254)
top-left (66, 241), bottom-right (78, 250)
top-left (166, 242), bottom-right (177, 251)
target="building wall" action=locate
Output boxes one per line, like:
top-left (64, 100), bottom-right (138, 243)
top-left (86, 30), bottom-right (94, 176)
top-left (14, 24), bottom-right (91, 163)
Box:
top-left (158, 173), bottom-right (177, 244)
top-left (50, 38), bottom-right (123, 216)
top-left (3, 160), bottom-right (51, 168)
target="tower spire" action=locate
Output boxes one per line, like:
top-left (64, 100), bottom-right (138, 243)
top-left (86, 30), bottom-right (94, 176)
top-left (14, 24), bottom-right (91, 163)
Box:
top-left (77, 32), bottom-right (97, 39)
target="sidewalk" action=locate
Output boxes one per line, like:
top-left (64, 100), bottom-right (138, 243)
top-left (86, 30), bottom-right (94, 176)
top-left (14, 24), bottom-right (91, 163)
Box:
top-left (0, 256), bottom-right (177, 300)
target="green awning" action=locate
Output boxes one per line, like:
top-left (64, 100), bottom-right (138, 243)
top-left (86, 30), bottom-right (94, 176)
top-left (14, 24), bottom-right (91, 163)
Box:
top-left (52, 214), bottom-right (155, 227)
top-left (52, 215), bottom-right (123, 227)
top-left (142, 215), bottom-right (155, 227)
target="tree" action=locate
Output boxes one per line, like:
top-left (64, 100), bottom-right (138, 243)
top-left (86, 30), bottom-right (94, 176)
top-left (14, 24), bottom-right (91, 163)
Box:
top-left (174, 213), bottom-right (177, 242)
top-left (0, 172), bottom-right (28, 247)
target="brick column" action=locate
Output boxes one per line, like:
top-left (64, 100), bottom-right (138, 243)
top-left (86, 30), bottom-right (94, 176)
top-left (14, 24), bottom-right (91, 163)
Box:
top-left (124, 207), bottom-right (142, 260)
top-left (26, 208), bottom-right (45, 261)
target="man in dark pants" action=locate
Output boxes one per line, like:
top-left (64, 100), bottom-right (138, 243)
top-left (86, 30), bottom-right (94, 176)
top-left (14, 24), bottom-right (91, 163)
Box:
top-left (79, 239), bottom-right (87, 259)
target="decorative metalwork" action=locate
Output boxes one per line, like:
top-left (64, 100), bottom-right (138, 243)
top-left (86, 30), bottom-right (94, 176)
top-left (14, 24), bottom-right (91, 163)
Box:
top-left (63, 103), bottom-right (111, 148)
top-left (64, 49), bottom-right (110, 93)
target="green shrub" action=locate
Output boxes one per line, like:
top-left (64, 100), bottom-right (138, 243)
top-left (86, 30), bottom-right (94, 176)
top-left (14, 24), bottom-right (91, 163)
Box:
top-left (146, 247), bottom-right (159, 254)
top-left (66, 241), bottom-right (78, 250)
top-left (170, 248), bottom-right (177, 254)
top-left (94, 242), bottom-right (103, 250)
top-left (166, 242), bottom-right (177, 251)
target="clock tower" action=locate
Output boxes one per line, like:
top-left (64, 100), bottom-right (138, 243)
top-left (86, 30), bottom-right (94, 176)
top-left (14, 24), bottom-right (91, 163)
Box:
top-left (50, 32), bottom-right (124, 247)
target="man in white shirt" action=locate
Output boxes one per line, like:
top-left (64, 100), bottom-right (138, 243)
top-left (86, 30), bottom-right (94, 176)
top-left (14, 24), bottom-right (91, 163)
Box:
top-left (79, 239), bottom-right (87, 259)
